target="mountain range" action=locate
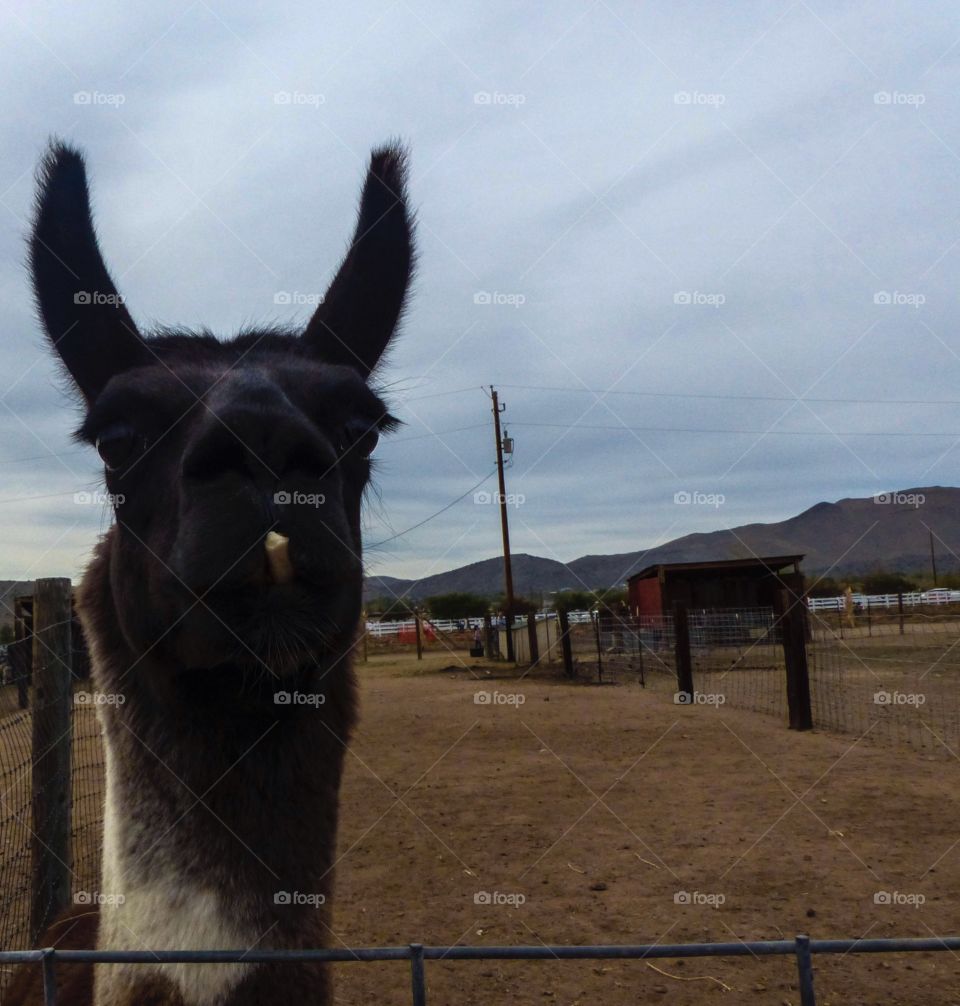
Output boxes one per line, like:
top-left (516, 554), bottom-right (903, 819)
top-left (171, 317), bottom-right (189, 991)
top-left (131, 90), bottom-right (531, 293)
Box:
top-left (363, 486), bottom-right (960, 602)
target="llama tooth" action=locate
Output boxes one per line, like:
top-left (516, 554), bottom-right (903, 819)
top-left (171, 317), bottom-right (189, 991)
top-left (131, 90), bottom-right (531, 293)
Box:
top-left (264, 531), bottom-right (295, 584)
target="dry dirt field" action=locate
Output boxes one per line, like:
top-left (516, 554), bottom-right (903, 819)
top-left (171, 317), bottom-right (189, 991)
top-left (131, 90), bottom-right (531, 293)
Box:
top-left (2, 648), bottom-right (960, 1005)
top-left (328, 652), bottom-right (960, 1006)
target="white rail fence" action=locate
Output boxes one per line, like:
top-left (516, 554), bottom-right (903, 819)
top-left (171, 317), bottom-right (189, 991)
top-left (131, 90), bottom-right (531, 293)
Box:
top-left (365, 594), bottom-right (960, 637)
top-left (364, 611), bottom-right (594, 638)
top-left (806, 590), bottom-right (960, 612)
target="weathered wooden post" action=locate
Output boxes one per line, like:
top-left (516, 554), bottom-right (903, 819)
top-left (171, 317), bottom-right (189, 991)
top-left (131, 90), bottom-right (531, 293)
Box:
top-left (898, 591), bottom-right (905, 636)
top-left (780, 589), bottom-right (813, 731)
top-left (557, 608), bottom-right (574, 678)
top-left (30, 577), bottom-right (73, 941)
top-left (593, 611), bottom-right (603, 683)
top-left (414, 608), bottom-right (423, 661)
top-left (526, 612), bottom-right (539, 667)
top-left (483, 613), bottom-right (496, 661)
top-left (673, 601), bottom-right (693, 699)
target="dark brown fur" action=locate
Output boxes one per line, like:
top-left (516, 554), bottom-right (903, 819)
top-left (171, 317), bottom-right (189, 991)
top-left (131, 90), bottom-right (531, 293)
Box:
top-left (8, 140), bottom-right (414, 1005)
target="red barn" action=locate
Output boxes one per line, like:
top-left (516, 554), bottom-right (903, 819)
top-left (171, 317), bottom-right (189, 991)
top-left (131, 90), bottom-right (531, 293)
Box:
top-left (627, 555), bottom-right (805, 617)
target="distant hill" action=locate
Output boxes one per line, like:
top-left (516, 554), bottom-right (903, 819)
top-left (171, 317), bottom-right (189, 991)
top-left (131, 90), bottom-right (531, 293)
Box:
top-left (364, 486), bottom-right (960, 602)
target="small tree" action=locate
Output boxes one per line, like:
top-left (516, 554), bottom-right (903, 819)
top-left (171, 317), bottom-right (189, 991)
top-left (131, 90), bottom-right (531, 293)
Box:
top-left (806, 576), bottom-right (846, 598)
top-left (551, 589), bottom-right (595, 613)
top-left (366, 595), bottom-right (417, 620)
top-left (861, 571), bottom-right (916, 595)
top-left (423, 592), bottom-right (489, 620)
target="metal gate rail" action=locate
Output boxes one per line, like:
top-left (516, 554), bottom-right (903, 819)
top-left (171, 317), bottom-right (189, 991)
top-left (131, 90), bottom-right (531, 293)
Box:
top-left (3, 934), bottom-right (959, 1005)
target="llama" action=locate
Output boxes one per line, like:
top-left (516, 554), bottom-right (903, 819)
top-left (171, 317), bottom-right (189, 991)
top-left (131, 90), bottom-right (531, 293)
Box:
top-left (7, 139), bottom-right (413, 1005)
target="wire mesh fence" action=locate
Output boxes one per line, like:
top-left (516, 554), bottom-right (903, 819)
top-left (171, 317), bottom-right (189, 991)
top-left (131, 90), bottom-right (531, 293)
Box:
top-left (0, 700), bottom-right (32, 994)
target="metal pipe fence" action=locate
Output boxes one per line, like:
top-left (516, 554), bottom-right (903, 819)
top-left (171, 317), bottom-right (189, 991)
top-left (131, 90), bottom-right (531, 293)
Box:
top-left (4, 934), bottom-right (960, 1005)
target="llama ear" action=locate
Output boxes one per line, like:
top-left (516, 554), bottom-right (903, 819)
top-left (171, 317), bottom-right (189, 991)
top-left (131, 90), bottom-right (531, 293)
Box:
top-left (303, 144), bottom-right (414, 376)
top-left (30, 142), bottom-right (150, 404)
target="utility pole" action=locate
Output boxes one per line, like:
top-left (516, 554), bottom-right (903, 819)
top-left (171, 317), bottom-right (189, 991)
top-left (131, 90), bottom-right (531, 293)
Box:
top-left (491, 386), bottom-right (516, 662)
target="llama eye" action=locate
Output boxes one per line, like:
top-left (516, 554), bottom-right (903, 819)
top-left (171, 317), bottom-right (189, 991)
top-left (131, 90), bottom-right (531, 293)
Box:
top-left (95, 422), bottom-right (143, 471)
top-left (339, 421), bottom-right (380, 459)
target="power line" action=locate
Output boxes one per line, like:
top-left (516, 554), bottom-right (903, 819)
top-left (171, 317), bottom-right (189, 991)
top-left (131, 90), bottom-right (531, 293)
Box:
top-left (497, 384), bottom-right (960, 407)
top-left (368, 468), bottom-right (497, 546)
top-left (511, 422), bottom-right (960, 438)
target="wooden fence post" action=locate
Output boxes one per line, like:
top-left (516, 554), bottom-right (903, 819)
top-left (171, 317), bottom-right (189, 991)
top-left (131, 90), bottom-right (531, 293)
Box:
top-left (483, 613), bottom-right (496, 660)
top-left (593, 611), bottom-right (603, 684)
top-left (780, 589), bottom-right (813, 731)
top-left (673, 601), bottom-right (693, 699)
top-left (558, 609), bottom-right (574, 678)
top-left (414, 609), bottom-right (423, 661)
top-left (30, 577), bottom-right (73, 941)
top-left (526, 613), bottom-right (539, 667)
top-left (898, 591), bottom-right (904, 636)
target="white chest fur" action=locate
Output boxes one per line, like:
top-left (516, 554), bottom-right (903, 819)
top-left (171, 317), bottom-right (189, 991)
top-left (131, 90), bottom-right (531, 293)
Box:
top-left (95, 744), bottom-right (257, 1006)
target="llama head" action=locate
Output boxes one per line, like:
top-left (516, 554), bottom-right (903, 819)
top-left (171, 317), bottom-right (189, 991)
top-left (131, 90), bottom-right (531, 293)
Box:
top-left (30, 142), bottom-right (413, 676)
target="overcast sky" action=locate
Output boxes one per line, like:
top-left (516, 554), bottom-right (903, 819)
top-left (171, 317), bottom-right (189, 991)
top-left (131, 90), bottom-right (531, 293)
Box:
top-left (0, 2), bottom-right (958, 584)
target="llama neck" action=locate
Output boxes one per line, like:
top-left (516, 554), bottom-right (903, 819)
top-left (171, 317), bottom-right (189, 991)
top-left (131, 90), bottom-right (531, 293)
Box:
top-left (81, 559), bottom-right (356, 1006)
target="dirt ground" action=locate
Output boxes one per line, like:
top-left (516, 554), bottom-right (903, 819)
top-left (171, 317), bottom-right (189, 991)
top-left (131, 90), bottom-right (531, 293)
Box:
top-left (328, 652), bottom-right (960, 1006)
top-left (2, 648), bottom-right (960, 1005)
